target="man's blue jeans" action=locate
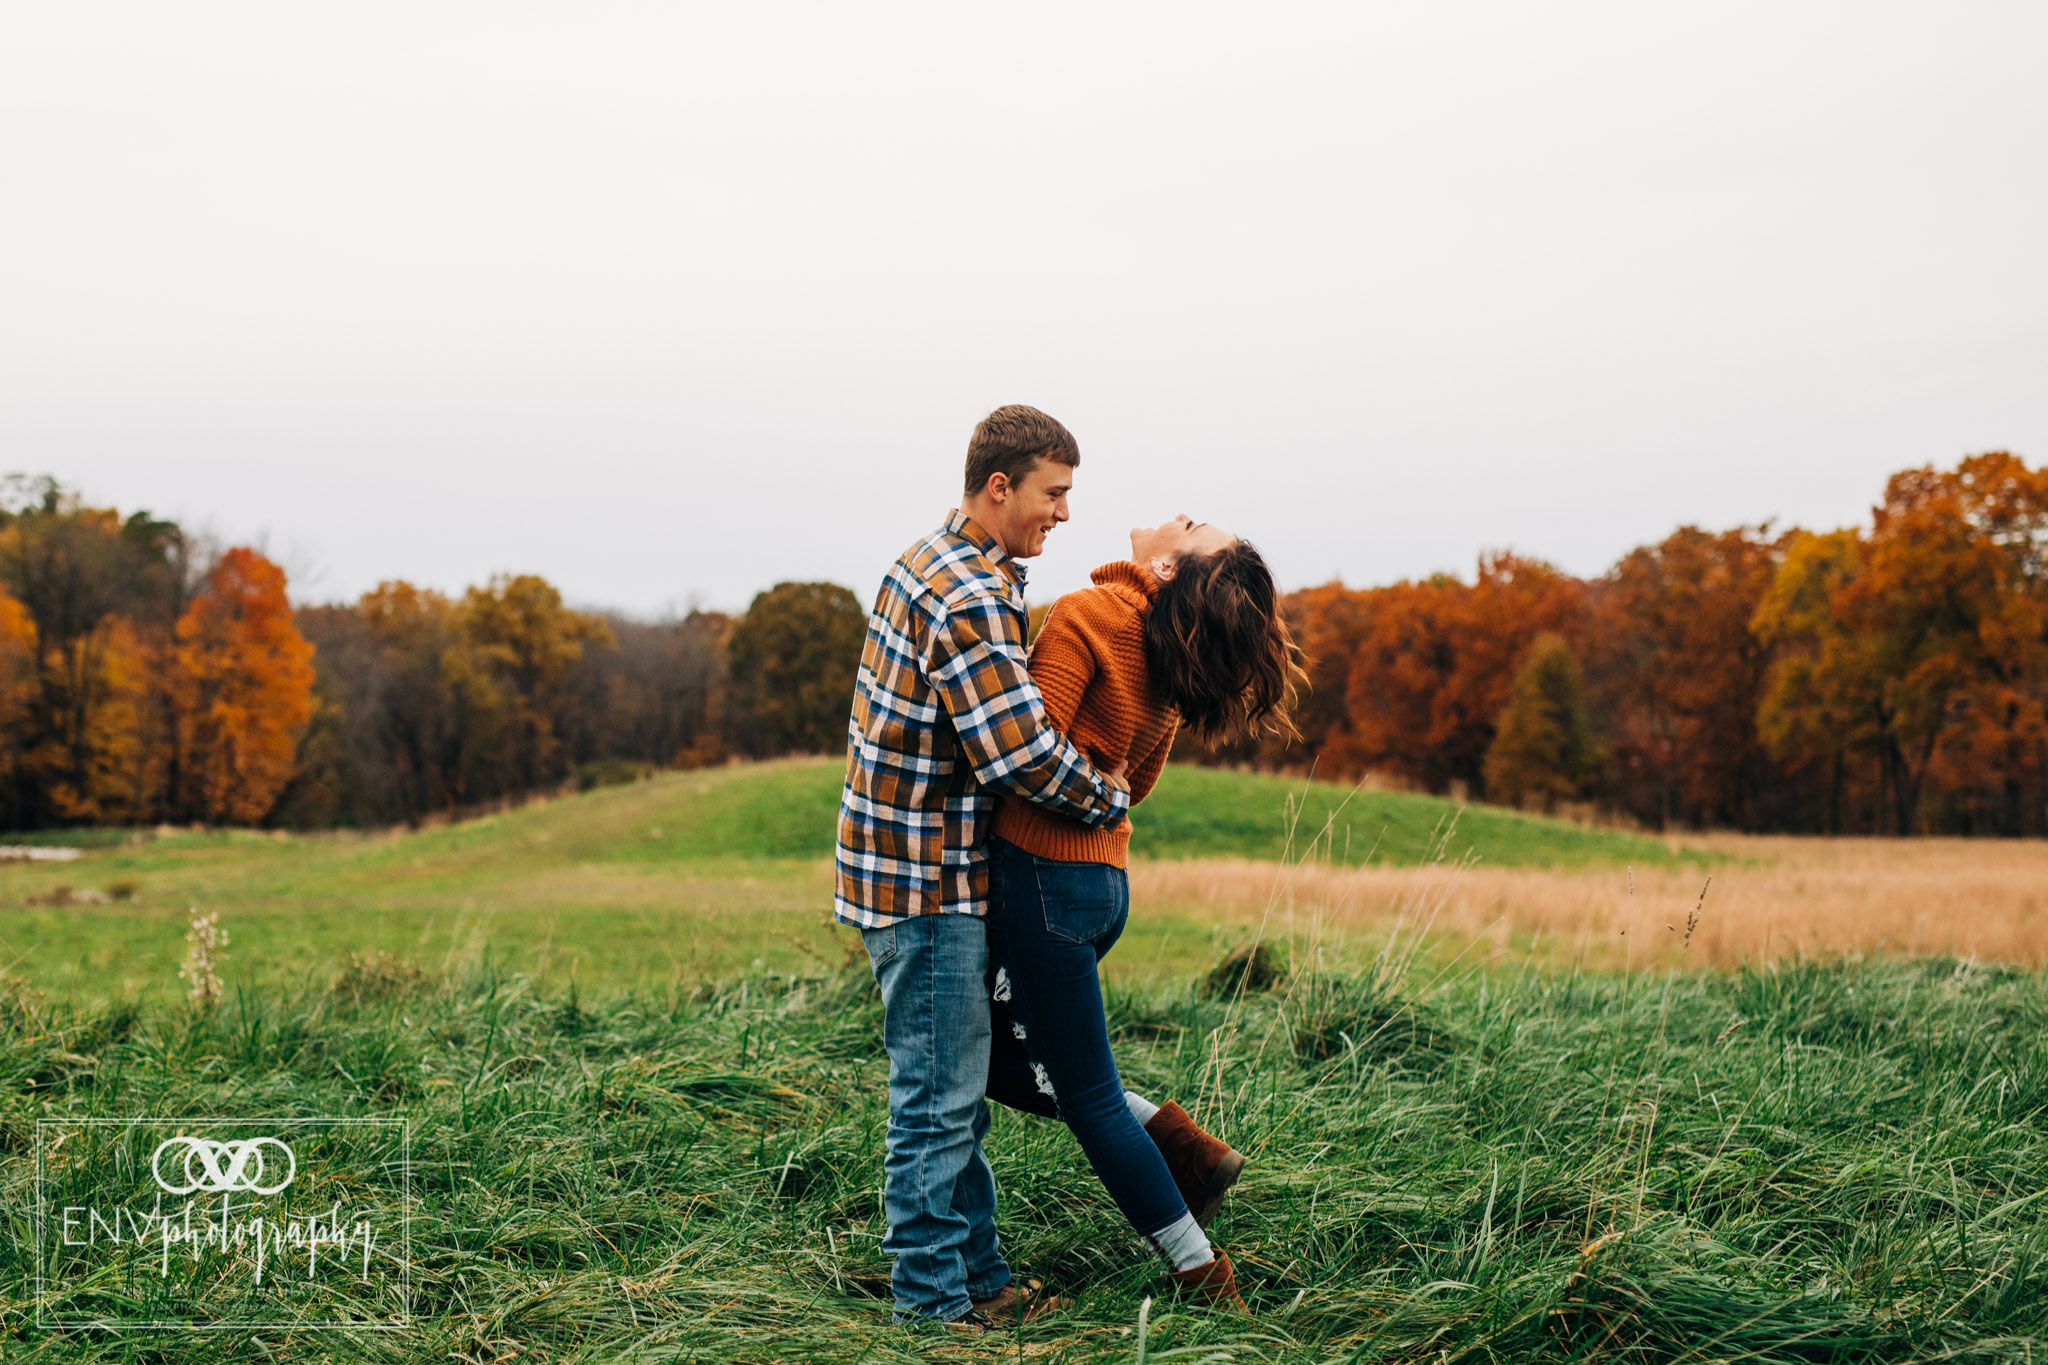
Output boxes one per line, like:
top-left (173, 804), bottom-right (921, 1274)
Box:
top-left (861, 913), bottom-right (1012, 1322)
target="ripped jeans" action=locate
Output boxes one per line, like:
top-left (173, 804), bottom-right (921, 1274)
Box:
top-left (983, 836), bottom-right (1192, 1242)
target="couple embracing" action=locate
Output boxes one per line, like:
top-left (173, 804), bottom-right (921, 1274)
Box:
top-left (834, 405), bottom-right (1300, 1328)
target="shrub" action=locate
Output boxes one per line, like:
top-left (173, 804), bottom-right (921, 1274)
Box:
top-left (1203, 939), bottom-right (1289, 996)
top-left (329, 950), bottom-right (427, 1004)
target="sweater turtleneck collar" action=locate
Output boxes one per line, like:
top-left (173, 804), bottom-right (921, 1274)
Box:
top-left (1090, 559), bottom-right (1161, 605)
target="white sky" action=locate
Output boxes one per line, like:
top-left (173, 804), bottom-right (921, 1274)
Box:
top-left (4, 2), bottom-right (2044, 616)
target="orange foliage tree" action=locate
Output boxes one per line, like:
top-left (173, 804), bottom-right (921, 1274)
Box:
top-left (1280, 583), bottom-right (1376, 766)
top-left (1756, 454), bottom-right (2048, 833)
top-left (1324, 554), bottom-right (1584, 795)
top-left (170, 548), bottom-right (317, 824)
top-left (1583, 525), bottom-right (1786, 829)
top-left (1913, 453), bottom-right (2048, 833)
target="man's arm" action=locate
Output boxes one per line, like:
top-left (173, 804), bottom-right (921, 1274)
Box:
top-left (925, 591), bottom-right (1128, 828)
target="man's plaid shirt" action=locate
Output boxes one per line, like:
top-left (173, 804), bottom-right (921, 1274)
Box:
top-left (834, 510), bottom-right (1128, 928)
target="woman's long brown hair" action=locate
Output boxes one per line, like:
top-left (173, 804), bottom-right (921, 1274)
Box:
top-left (1143, 540), bottom-right (1304, 741)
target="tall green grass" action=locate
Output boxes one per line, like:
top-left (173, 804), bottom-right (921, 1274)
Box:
top-left (6, 948), bottom-right (2045, 1361)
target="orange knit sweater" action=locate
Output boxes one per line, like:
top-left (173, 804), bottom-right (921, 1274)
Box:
top-left (994, 561), bottom-right (1179, 867)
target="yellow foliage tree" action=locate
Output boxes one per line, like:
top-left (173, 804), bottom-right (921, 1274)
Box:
top-left (0, 591), bottom-right (42, 821)
top-left (449, 575), bottom-right (611, 795)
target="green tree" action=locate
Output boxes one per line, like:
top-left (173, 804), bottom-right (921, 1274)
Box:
top-left (1482, 634), bottom-right (1604, 812)
top-left (724, 582), bottom-right (866, 757)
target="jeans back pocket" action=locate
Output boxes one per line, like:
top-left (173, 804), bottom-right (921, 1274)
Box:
top-left (1032, 859), bottom-right (1126, 945)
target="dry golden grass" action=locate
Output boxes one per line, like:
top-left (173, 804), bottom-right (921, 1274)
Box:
top-left (1131, 834), bottom-right (2048, 969)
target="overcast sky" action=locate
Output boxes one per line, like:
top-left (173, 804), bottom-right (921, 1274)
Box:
top-left (4, 2), bottom-right (2043, 616)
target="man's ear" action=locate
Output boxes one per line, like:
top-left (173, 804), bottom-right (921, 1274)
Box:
top-left (986, 471), bottom-right (1011, 504)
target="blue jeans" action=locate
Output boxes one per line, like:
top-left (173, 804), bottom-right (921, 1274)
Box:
top-left (985, 837), bottom-right (1191, 1241)
top-left (861, 914), bottom-right (1011, 1322)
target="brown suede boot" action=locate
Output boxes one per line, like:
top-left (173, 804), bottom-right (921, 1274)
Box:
top-left (1168, 1249), bottom-right (1248, 1312)
top-left (971, 1277), bottom-right (1065, 1324)
top-left (1144, 1101), bottom-right (1246, 1229)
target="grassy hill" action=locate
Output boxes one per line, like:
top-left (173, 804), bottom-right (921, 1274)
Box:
top-left (594, 757), bottom-right (1686, 869)
top-left (0, 759), bottom-right (1687, 1003)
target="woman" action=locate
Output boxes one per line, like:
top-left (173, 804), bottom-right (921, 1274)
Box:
top-left (983, 514), bottom-right (1301, 1313)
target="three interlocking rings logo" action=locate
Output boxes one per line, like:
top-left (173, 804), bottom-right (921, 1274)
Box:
top-left (150, 1135), bottom-right (297, 1195)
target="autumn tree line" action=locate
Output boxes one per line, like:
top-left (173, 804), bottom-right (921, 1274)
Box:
top-left (1214, 450), bottom-right (2048, 836)
top-left (5, 450), bottom-right (2044, 836)
top-left (0, 476), bottom-right (867, 831)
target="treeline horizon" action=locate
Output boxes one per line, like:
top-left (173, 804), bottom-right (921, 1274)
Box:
top-left (1219, 449), bottom-right (2048, 838)
top-left (6, 449), bottom-right (2044, 836)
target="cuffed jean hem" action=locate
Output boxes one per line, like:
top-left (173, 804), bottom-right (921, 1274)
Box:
top-left (965, 1268), bottom-right (1012, 1301)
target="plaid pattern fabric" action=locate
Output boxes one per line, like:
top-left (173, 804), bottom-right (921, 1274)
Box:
top-left (835, 510), bottom-right (1128, 928)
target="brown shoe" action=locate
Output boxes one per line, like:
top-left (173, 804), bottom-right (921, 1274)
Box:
top-left (971, 1277), bottom-right (1065, 1324)
top-left (1144, 1100), bottom-right (1246, 1228)
top-left (1167, 1249), bottom-right (1248, 1312)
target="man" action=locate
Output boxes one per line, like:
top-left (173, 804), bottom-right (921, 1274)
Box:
top-left (835, 405), bottom-right (1130, 1326)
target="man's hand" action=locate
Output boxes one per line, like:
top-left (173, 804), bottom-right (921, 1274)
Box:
top-left (1103, 760), bottom-right (1131, 794)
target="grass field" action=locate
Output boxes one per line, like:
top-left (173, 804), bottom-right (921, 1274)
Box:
top-left (0, 760), bottom-right (1688, 1005)
top-left (7, 760), bottom-right (2048, 1360)
top-left (8, 941), bottom-right (2047, 1360)
top-left (1134, 835), bottom-right (2048, 971)
top-left (9, 760), bottom-right (2047, 1006)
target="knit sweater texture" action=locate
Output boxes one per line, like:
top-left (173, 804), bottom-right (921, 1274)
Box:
top-left (994, 560), bottom-right (1179, 866)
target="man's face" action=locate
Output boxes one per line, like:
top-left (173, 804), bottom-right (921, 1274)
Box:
top-left (989, 456), bottom-right (1073, 559)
